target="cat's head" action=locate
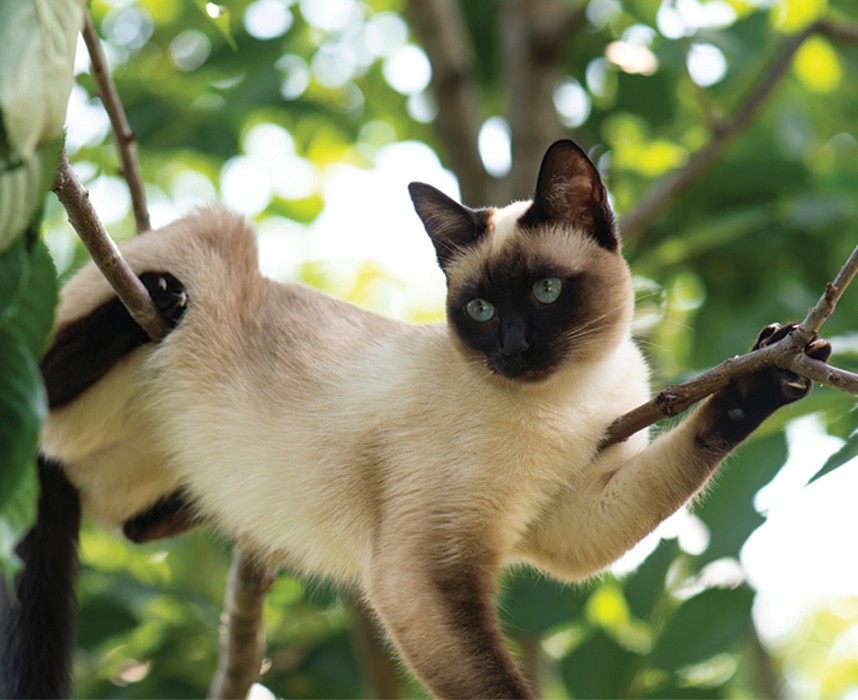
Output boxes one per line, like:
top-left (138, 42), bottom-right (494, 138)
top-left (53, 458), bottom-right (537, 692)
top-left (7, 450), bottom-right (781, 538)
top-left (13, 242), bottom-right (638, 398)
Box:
top-left (410, 139), bottom-right (633, 383)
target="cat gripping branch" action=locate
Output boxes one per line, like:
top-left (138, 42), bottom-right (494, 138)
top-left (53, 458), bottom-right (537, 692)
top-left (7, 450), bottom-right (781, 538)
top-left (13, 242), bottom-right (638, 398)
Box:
top-left (1, 140), bottom-right (830, 699)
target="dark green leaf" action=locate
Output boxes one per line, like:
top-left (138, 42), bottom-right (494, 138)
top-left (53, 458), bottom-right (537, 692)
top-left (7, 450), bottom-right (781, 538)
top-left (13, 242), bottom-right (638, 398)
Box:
top-left (12, 236), bottom-right (57, 358)
top-left (650, 586), bottom-right (754, 671)
top-left (808, 429), bottom-right (858, 485)
top-left (624, 538), bottom-right (681, 620)
top-left (561, 628), bottom-right (640, 698)
top-left (0, 328), bottom-right (44, 514)
top-left (500, 567), bottom-right (585, 636)
top-left (692, 434), bottom-right (787, 568)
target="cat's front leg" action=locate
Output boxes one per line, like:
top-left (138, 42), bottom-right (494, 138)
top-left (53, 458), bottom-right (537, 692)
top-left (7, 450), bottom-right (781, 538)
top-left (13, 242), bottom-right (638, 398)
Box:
top-left (365, 539), bottom-right (534, 699)
top-left (518, 325), bottom-right (831, 581)
top-left (693, 322), bottom-right (831, 454)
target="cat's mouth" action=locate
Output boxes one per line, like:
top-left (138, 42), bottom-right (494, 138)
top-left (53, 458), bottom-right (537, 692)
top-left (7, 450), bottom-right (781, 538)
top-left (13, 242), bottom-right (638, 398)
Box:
top-left (486, 355), bottom-right (554, 383)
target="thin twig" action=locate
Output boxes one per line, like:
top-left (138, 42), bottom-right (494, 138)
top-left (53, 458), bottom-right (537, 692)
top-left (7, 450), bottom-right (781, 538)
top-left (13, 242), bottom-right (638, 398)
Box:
top-left (52, 151), bottom-right (166, 339)
top-left (601, 242), bottom-right (858, 447)
top-left (82, 14), bottom-right (151, 233)
top-left (207, 550), bottom-right (274, 700)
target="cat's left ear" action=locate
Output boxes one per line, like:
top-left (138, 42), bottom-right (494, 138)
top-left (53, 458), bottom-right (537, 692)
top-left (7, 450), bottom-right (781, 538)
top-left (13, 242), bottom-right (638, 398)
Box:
top-left (409, 182), bottom-right (490, 269)
top-left (520, 140), bottom-right (618, 251)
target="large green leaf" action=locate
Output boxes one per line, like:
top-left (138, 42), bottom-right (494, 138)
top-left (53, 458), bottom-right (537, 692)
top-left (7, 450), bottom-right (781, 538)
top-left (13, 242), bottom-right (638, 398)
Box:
top-left (0, 140), bottom-right (59, 253)
top-left (500, 567), bottom-right (586, 636)
top-left (650, 586), bottom-right (754, 672)
top-left (12, 236), bottom-right (58, 358)
top-left (0, 0), bottom-right (83, 162)
top-left (561, 628), bottom-right (640, 698)
top-left (692, 434), bottom-right (787, 568)
top-left (0, 328), bottom-right (45, 515)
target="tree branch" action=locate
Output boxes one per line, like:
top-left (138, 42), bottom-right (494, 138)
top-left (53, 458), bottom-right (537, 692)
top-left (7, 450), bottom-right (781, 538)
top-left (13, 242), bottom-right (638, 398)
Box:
top-left (620, 24), bottom-right (817, 240)
top-left (601, 242), bottom-right (858, 448)
top-left (51, 151), bottom-right (167, 339)
top-left (501, 0), bottom-right (585, 201)
top-left (80, 18), bottom-right (274, 695)
top-left (407, 0), bottom-right (489, 205)
top-left (208, 550), bottom-right (274, 700)
top-left (81, 13), bottom-right (151, 233)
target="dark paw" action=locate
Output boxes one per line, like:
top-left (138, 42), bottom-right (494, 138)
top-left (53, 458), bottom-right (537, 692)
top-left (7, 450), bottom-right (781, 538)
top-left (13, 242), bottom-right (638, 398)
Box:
top-left (140, 271), bottom-right (189, 327)
top-left (749, 322), bottom-right (832, 402)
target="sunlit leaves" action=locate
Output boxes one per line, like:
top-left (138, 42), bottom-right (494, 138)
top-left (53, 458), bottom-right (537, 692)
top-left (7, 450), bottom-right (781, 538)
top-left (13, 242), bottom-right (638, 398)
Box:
top-left (771, 0), bottom-right (828, 32)
top-left (794, 36), bottom-right (843, 93)
top-left (0, 0), bottom-right (83, 162)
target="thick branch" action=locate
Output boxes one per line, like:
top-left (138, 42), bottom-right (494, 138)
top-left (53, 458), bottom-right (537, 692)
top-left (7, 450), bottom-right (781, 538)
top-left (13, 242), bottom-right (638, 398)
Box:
top-left (407, 0), bottom-right (489, 205)
top-left (501, 0), bottom-right (585, 201)
top-left (82, 14), bottom-right (151, 233)
top-left (601, 242), bottom-right (858, 447)
top-left (52, 151), bottom-right (166, 340)
top-left (208, 551), bottom-right (273, 700)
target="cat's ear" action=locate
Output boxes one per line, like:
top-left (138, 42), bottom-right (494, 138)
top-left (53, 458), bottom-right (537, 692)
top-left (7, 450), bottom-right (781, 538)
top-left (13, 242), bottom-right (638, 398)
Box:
top-left (520, 140), bottom-right (618, 251)
top-left (409, 182), bottom-right (490, 269)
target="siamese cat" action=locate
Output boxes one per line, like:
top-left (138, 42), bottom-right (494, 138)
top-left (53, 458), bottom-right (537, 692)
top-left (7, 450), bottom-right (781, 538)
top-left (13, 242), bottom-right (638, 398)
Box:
top-left (0, 140), bottom-right (830, 699)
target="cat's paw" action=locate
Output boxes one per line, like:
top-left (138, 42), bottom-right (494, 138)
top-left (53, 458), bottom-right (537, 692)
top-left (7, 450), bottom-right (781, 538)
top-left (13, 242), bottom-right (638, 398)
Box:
top-left (745, 322), bottom-right (832, 404)
top-left (140, 271), bottom-right (189, 327)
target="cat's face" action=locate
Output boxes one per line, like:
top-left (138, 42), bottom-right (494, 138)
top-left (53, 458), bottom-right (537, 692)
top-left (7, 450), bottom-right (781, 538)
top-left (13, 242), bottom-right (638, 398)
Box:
top-left (410, 140), bottom-right (633, 383)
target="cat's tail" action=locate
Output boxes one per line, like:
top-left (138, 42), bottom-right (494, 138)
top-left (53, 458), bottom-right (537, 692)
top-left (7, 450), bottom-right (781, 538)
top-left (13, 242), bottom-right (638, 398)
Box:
top-left (0, 456), bottom-right (81, 699)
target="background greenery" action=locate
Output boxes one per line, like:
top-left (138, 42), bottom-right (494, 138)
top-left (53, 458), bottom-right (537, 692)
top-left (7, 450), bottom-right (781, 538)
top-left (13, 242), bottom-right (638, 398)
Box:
top-left (2, 0), bottom-right (858, 697)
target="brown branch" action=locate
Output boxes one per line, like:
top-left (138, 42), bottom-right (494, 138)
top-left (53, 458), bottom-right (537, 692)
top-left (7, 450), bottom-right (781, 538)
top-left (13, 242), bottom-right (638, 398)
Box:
top-left (82, 14), bottom-right (151, 233)
top-left (407, 0), bottom-right (489, 205)
top-left (601, 242), bottom-right (858, 448)
top-left (620, 24), bottom-right (816, 240)
top-left (208, 550), bottom-right (274, 700)
top-left (52, 151), bottom-right (166, 339)
top-left (80, 18), bottom-right (275, 693)
top-left (501, 0), bottom-right (585, 201)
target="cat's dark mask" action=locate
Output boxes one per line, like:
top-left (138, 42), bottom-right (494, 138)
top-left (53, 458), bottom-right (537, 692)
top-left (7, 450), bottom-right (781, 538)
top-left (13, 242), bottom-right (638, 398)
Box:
top-left (409, 140), bottom-right (631, 382)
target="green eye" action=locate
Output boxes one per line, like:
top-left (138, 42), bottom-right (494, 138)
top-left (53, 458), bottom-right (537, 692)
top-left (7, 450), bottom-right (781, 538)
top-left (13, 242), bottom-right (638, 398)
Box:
top-left (465, 298), bottom-right (495, 323)
top-left (533, 277), bottom-right (562, 304)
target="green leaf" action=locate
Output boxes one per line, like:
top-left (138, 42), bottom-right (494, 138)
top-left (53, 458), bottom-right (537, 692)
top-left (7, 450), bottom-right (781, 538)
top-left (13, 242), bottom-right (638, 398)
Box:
top-left (192, 0), bottom-right (237, 51)
top-left (808, 429), bottom-right (858, 485)
top-left (0, 328), bottom-right (45, 515)
top-left (561, 628), bottom-right (640, 698)
top-left (692, 434), bottom-right (787, 568)
top-left (0, 140), bottom-right (59, 253)
top-left (0, 0), bottom-right (83, 162)
top-left (12, 236), bottom-right (58, 358)
top-left (624, 538), bottom-right (681, 620)
top-left (0, 459), bottom-right (37, 584)
top-left (0, 234), bottom-right (29, 319)
top-left (499, 567), bottom-right (585, 636)
top-left (650, 586), bottom-right (754, 671)
top-left (76, 595), bottom-right (140, 649)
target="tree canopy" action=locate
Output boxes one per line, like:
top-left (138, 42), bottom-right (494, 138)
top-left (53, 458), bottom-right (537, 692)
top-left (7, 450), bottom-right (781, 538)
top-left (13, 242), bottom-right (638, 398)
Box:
top-left (1, 0), bottom-right (858, 697)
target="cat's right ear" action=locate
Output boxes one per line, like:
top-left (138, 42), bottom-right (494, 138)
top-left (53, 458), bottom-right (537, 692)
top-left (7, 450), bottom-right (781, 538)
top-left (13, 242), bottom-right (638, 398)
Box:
top-left (409, 182), bottom-right (490, 269)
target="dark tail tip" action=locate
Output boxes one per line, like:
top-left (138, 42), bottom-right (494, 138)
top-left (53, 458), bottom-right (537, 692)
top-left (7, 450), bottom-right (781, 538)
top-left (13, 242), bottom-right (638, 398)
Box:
top-left (0, 457), bottom-right (81, 699)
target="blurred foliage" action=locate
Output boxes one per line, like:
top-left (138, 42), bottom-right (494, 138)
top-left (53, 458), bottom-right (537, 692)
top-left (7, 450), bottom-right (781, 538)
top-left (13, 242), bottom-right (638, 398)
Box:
top-left (1, 0), bottom-right (857, 696)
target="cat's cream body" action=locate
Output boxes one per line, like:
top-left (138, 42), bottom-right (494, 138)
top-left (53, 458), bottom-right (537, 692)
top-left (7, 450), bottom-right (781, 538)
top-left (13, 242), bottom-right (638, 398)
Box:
top-left (24, 141), bottom-right (820, 699)
top-left (42, 204), bottom-right (654, 586)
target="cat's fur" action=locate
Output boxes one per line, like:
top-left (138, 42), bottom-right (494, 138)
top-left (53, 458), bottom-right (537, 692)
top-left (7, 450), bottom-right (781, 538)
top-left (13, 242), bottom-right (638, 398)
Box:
top-left (0, 141), bottom-right (829, 698)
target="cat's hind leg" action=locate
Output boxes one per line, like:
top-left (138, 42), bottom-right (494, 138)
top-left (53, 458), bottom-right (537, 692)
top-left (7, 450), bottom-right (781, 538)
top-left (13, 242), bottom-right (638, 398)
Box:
top-left (366, 542), bottom-right (534, 699)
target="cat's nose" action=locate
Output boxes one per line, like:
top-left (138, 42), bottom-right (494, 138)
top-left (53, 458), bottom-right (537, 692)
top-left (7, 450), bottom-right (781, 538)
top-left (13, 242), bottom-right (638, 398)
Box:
top-left (500, 323), bottom-right (529, 362)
